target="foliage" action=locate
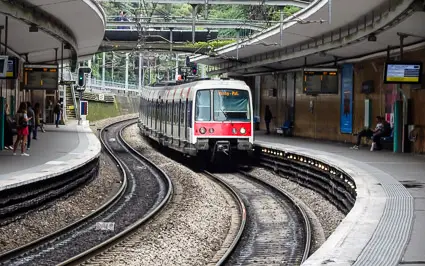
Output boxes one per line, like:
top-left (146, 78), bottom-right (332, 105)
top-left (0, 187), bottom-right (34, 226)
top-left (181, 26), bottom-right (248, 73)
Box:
top-left (93, 2), bottom-right (302, 83)
top-left (183, 39), bottom-right (236, 49)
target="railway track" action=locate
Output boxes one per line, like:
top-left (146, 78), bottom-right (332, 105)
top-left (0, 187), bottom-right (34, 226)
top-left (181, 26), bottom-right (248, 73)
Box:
top-left (0, 119), bottom-right (172, 266)
top-left (205, 170), bottom-right (311, 266)
top-left (0, 153), bottom-right (98, 226)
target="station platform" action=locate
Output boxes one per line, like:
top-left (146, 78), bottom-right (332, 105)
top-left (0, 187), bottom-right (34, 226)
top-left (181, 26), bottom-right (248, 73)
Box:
top-left (255, 132), bottom-right (425, 265)
top-left (0, 120), bottom-right (101, 192)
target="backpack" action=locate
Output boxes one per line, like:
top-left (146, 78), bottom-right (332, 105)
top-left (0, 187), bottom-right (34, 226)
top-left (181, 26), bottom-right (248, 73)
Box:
top-left (18, 114), bottom-right (27, 128)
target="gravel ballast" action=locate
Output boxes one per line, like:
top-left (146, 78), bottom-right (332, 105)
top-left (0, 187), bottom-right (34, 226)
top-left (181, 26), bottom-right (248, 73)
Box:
top-left (88, 124), bottom-right (233, 266)
top-left (247, 167), bottom-right (345, 254)
top-left (0, 115), bottom-right (131, 254)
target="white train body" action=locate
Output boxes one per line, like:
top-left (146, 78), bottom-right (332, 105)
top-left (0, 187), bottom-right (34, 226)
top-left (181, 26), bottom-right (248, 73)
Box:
top-left (138, 78), bottom-right (254, 158)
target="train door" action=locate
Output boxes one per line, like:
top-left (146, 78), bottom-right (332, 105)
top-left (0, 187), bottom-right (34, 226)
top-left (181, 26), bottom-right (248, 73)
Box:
top-left (150, 100), bottom-right (153, 130)
top-left (184, 98), bottom-right (188, 141)
top-left (177, 99), bottom-right (181, 141)
top-left (164, 100), bottom-right (168, 135)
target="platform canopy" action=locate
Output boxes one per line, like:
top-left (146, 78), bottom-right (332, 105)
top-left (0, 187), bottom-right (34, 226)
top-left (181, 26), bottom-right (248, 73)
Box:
top-left (191, 0), bottom-right (425, 76)
top-left (0, 0), bottom-right (105, 70)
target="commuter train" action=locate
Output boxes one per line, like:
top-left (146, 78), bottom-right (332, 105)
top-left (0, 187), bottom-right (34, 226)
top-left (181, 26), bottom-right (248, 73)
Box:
top-left (138, 78), bottom-right (254, 163)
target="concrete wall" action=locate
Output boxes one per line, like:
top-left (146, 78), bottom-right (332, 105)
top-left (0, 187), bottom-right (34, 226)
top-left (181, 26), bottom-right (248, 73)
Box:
top-left (86, 95), bottom-right (140, 122)
top-left (256, 47), bottom-right (425, 153)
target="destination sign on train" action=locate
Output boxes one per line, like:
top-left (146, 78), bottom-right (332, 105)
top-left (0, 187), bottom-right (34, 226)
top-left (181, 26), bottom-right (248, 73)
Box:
top-left (218, 90), bottom-right (240, 96)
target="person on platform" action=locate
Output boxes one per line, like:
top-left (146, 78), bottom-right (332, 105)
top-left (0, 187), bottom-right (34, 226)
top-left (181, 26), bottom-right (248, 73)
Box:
top-left (350, 116), bottom-right (390, 151)
top-left (13, 102), bottom-right (31, 156)
top-left (265, 105), bottom-right (272, 135)
top-left (3, 103), bottom-right (14, 150)
top-left (26, 102), bottom-right (35, 150)
top-left (33, 102), bottom-right (45, 136)
top-left (54, 102), bottom-right (61, 128)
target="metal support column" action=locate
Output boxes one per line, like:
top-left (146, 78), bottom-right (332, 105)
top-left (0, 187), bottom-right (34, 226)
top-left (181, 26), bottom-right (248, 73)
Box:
top-left (125, 53), bottom-right (129, 92)
top-left (280, 7), bottom-right (284, 46)
top-left (175, 54), bottom-right (179, 80)
top-left (397, 33), bottom-right (408, 153)
top-left (142, 56), bottom-right (145, 88)
top-left (102, 52), bottom-right (106, 90)
top-left (191, 4), bottom-right (198, 44)
top-left (87, 59), bottom-right (92, 86)
top-left (0, 97), bottom-right (4, 150)
top-left (328, 0), bottom-right (332, 24)
top-left (138, 52), bottom-right (142, 90)
top-left (169, 28), bottom-right (174, 52)
top-left (4, 16), bottom-right (8, 55)
top-left (236, 29), bottom-right (240, 60)
top-left (111, 52), bottom-right (114, 82)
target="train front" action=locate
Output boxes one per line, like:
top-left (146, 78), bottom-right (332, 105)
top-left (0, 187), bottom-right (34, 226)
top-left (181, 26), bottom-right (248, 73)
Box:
top-left (193, 86), bottom-right (254, 162)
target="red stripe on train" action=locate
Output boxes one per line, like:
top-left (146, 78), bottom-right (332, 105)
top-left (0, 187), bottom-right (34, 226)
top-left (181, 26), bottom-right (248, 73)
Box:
top-left (194, 122), bottom-right (252, 136)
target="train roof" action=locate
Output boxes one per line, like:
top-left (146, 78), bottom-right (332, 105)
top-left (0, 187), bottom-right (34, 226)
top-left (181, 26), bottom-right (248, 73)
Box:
top-left (145, 78), bottom-right (249, 90)
top-left (141, 78), bottom-right (251, 101)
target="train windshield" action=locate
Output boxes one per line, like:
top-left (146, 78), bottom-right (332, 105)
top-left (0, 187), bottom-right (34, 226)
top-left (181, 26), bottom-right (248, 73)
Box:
top-left (213, 89), bottom-right (250, 122)
top-left (195, 90), bottom-right (211, 121)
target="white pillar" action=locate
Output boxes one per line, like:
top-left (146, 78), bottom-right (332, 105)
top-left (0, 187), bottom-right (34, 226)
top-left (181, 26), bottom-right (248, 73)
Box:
top-left (138, 52), bottom-right (142, 90)
top-left (255, 76), bottom-right (261, 117)
top-left (102, 52), bottom-right (105, 90)
top-left (111, 52), bottom-right (114, 82)
top-left (125, 53), bottom-right (129, 91)
top-left (87, 59), bottom-right (92, 86)
top-left (175, 54), bottom-right (179, 80)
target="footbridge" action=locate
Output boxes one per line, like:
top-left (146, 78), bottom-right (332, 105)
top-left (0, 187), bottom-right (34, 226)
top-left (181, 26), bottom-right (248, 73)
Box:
top-left (96, 0), bottom-right (314, 8)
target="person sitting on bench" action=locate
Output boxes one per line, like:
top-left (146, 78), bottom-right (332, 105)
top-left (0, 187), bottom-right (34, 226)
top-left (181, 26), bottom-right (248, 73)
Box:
top-left (351, 116), bottom-right (390, 151)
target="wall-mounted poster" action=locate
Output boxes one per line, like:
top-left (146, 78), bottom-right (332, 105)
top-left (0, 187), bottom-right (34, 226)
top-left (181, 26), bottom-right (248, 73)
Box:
top-left (340, 64), bottom-right (354, 134)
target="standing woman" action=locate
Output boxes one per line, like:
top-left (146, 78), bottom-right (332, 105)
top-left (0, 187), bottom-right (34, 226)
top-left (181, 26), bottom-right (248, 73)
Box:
top-left (13, 102), bottom-right (31, 156)
top-left (3, 103), bottom-right (14, 150)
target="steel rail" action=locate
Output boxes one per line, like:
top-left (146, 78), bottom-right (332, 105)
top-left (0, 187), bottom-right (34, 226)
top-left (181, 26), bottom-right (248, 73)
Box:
top-left (202, 171), bottom-right (247, 266)
top-left (0, 119), bottom-right (131, 262)
top-left (240, 170), bottom-right (312, 263)
top-left (58, 120), bottom-right (173, 265)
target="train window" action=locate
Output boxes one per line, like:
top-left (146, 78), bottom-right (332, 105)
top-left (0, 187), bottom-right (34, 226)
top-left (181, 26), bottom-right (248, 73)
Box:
top-left (213, 89), bottom-right (250, 122)
top-left (180, 101), bottom-right (185, 125)
top-left (173, 101), bottom-right (179, 124)
top-left (195, 90), bottom-right (211, 121)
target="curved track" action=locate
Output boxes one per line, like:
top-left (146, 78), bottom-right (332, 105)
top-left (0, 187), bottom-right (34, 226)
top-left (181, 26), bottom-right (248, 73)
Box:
top-left (0, 119), bottom-right (172, 266)
top-left (208, 171), bottom-right (311, 266)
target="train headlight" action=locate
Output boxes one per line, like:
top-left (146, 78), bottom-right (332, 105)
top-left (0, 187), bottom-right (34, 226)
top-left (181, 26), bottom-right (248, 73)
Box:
top-left (209, 128), bottom-right (214, 133)
top-left (240, 127), bottom-right (246, 134)
top-left (199, 127), bottom-right (207, 134)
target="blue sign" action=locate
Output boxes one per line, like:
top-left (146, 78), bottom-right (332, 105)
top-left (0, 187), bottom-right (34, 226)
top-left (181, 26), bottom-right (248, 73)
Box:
top-left (340, 64), bottom-right (353, 134)
top-left (80, 101), bottom-right (88, 116)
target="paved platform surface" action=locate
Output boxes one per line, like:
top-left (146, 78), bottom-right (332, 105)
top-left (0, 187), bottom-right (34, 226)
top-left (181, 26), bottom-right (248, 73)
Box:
top-left (255, 132), bottom-right (425, 266)
top-left (0, 120), bottom-right (101, 191)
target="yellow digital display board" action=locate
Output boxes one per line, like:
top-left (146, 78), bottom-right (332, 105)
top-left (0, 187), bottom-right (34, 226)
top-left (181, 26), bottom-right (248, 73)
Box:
top-left (384, 62), bottom-right (422, 84)
top-left (0, 58), bottom-right (18, 79)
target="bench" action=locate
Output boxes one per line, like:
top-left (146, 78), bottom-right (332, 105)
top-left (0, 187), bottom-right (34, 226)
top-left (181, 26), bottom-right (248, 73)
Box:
top-left (379, 128), bottom-right (394, 150)
top-left (276, 120), bottom-right (293, 136)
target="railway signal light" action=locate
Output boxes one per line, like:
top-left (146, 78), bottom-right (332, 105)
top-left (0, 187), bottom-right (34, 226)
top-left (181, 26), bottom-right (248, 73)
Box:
top-left (191, 62), bottom-right (197, 75)
top-left (77, 67), bottom-right (92, 87)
